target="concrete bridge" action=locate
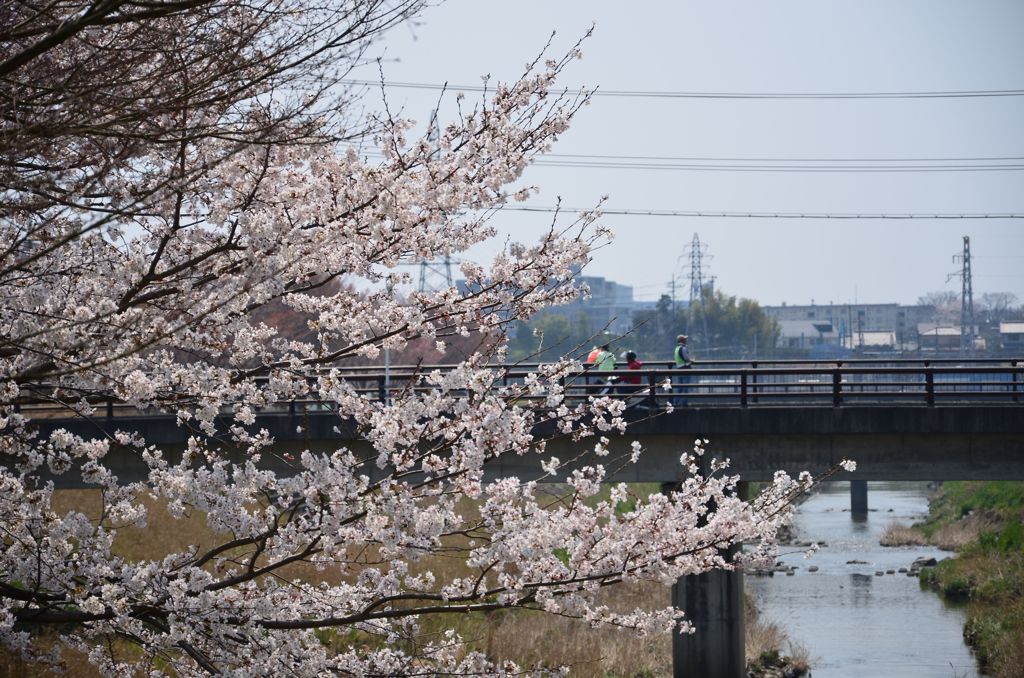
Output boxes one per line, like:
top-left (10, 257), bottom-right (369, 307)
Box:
top-left (17, 358), bottom-right (1024, 487)
top-left (9, 358), bottom-right (1024, 678)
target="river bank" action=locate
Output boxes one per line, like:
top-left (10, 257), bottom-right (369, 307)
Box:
top-left (886, 481), bottom-right (1024, 678)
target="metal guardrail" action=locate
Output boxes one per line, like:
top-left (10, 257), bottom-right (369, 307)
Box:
top-left (12, 359), bottom-right (1024, 418)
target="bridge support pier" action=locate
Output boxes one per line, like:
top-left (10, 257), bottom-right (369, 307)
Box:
top-left (667, 481), bottom-right (747, 678)
top-left (671, 556), bottom-right (745, 677)
top-left (850, 479), bottom-right (868, 515)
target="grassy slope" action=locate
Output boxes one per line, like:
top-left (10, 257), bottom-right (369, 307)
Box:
top-left (917, 482), bottom-right (1024, 678)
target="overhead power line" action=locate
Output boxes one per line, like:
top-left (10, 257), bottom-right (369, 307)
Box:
top-left (529, 159), bottom-right (1024, 173)
top-left (343, 79), bottom-right (1024, 100)
top-left (361, 150), bottom-right (1024, 173)
top-left (547, 152), bottom-right (1024, 163)
top-left (500, 206), bottom-right (1024, 219)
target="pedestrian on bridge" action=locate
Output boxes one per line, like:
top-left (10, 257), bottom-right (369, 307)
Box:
top-left (617, 350), bottom-right (646, 402)
top-left (620, 350), bottom-right (643, 385)
top-left (674, 334), bottom-right (692, 405)
top-left (594, 343), bottom-right (616, 395)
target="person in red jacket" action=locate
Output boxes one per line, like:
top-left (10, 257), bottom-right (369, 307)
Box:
top-left (620, 350), bottom-right (643, 385)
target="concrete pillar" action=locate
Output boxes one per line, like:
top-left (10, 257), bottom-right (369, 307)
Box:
top-left (672, 555), bottom-right (745, 678)
top-left (850, 479), bottom-right (868, 515)
top-left (665, 481), bottom-right (747, 678)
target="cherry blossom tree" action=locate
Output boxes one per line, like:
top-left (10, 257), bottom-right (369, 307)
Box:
top-left (1, 1), bottom-right (827, 674)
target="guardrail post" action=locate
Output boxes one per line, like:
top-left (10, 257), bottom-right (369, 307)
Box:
top-left (378, 376), bottom-right (386, 403)
top-left (832, 370), bottom-right (841, 407)
top-left (740, 371), bottom-right (748, 408)
top-left (1013, 361), bottom-right (1020, 404)
top-left (925, 370), bottom-right (935, 407)
top-left (289, 400), bottom-right (296, 416)
top-left (106, 399), bottom-right (114, 419)
top-left (751, 362), bottom-right (758, 405)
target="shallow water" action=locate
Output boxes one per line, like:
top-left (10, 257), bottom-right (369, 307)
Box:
top-left (747, 481), bottom-right (984, 677)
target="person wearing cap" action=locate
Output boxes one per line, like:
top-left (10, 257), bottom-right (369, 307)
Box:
top-left (674, 335), bottom-right (691, 368)
top-left (673, 334), bottom-right (693, 405)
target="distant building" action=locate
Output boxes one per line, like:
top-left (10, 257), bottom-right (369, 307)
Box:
top-left (776, 320), bottom-right (838, 349)
top-left (917, 324), bottom-right (962, 352)
top-left (538, 275), bottom-right (637, 336)
top-left (764, 302), bottom-right (936, 350)
top-left (459, 272), bottom-right (644, 338)
top-left (847, 330), bottom-right (897, 350)
top-left (775, 319), bottom-right (895, 351)
top-left (1000, 322), bottom-right (1024, 352)
top-left (916, 323), bottom-right (990, 352)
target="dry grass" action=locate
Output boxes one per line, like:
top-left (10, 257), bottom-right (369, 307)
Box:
top-left (468, 582), bottom-right (673, 677)
top-left (881, 514), bottom-right (993, 551)
top-left (50, 489), bottom-right (226, 562)
top-left (879, 521), bottom-right (928, 547)
top-left (991, 624), bottom-right (1024, 678)
top-left (0, 640), bottom-right (102, 678)
top-left (931, 519), bottom-right (987, 551)
top-left (7, 490), bottom-right (806, 677)
top-left (745, 596), bottom-right (813, 675)
top-left (745, 616), bottom-right (787, 660)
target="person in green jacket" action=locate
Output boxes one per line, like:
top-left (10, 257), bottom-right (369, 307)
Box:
top-left (673, 334), bottom-right (692, 405)
top-left (594, 343), bottom-right (616, 395)
top-left (674, 334), bottom-right (691, 368)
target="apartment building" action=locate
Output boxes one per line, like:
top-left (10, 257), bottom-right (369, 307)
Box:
top-left (763, 302), bottom-right (936, 349)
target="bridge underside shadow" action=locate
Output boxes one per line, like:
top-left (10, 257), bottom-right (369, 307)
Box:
top-left (539, 405), bottom-right (1024, 483)
top-left (15, 405), bottom-right (1024, 487)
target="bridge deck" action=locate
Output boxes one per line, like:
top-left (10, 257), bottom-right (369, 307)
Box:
top-left (9, 360), bottom-right (1024, 485)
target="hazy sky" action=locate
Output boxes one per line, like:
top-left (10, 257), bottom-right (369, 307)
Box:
top-left (363, 1), bottom-right (1024, 306)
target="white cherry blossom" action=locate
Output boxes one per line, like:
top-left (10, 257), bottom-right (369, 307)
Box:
top-left (0, 4), bottom-right (843, 675)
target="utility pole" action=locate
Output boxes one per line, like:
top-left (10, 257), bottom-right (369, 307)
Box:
top-left (418, 255), bottom-right (455, 293)
top-left (415, 112), bottom-right (454, 295)
top-left (948, 236), bottom-right (976, 356)
top-left (667, 275), bottom-right (678, 316)
top-left (682, 233), bottom-right (712, 354)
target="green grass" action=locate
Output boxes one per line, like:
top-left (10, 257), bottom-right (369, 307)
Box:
top-left (917, 482), bottom-right (1024, 677)
top-left (919, 481), bottom-right (1024, 537)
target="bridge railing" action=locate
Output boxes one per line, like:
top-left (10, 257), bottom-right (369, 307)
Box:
top-left (12, 359), bottom-right (1023, 418)
top-left (539, 364), bottom-right (1023, 409)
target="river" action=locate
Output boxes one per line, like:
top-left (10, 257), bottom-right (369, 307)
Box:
top-left (747, 481), bottom-right (984, 677)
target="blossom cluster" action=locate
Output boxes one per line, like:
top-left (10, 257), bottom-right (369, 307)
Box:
top-left (0, 5), bottom-right (830, 676)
